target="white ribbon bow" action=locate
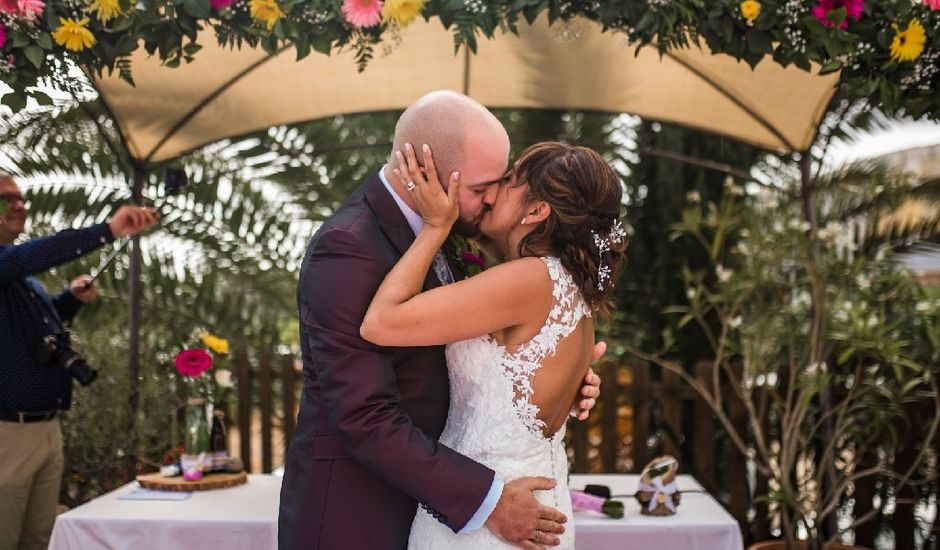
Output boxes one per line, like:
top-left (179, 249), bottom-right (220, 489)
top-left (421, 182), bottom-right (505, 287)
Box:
top-left (638, 478), bottom-right (679, 512)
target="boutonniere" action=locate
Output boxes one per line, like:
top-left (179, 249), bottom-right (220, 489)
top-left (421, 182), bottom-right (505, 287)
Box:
top-left (448, 234), bottom-right (487, 277)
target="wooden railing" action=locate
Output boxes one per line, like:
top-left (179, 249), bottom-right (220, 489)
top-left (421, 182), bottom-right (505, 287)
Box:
top-left (233, 350), bottom-right (939, 548)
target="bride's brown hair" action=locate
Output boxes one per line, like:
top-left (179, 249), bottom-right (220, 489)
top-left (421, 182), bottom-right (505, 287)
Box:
top-left (511, 142), bottom-right (627, 317)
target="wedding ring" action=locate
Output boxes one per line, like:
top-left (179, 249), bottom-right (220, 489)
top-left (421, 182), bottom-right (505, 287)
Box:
top-left (406, 181), bottom-right (417, 191)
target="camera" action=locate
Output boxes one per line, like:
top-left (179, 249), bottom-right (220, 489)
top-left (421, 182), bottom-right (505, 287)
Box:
top-left (36, 331), bottom-right (98, 386)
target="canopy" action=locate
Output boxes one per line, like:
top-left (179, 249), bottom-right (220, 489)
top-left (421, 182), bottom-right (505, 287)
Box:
top-left (94, 16), bottom-right (840, 165)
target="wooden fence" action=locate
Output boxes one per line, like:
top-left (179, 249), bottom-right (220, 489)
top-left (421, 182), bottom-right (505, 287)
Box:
top-left (232, 350), bottom-right (939, 548)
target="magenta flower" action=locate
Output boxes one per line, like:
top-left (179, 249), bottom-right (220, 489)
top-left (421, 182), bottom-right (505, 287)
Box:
top-left (175, 349), bottom-right (213, 378)
top-left (812, 0), bottom-right (863, 30)
top-left (341, 0), bottom-right (383, 29)
top-left (210, 0), bottom-right (233, 10)
top-left (461, 251), bottom-right (486, 270)
top-left (925, 0), bottom-right (940, 10)
top-left (0, 24), bottom-right (6, 50)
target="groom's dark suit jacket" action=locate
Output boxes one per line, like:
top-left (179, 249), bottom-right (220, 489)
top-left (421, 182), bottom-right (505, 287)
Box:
top-left (278, 172), bottom-right (495, 550)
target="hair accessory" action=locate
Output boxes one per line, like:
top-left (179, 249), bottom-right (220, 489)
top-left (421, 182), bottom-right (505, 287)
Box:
top-left (592, 219), bottom-right (627, 291)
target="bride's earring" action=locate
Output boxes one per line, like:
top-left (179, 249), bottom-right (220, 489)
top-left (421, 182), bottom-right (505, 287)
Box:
top-left (520, 217), bottom-right (526, 225)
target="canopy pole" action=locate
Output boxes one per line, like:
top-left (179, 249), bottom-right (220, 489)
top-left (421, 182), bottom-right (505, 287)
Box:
top-left (462, 45), bottom-right (471, 96)
top-left (126, 165), bottom-right (144, 478)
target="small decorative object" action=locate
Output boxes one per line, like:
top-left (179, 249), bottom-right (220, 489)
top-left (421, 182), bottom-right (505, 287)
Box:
top-left (159, 464), bottom-right (180, 477)
top-left (570, 489), bottom-right (624, 518)
top-left (635, 455), bottom-right (681, 516)
top-left (224, 456), bottom-right (245, 473)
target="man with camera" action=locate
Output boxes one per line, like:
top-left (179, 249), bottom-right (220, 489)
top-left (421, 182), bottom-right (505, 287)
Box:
top-left (0, 173), bottom-right (158, 550)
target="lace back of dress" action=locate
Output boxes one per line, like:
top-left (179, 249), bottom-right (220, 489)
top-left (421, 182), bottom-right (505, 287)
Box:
top-left (501, 256), bottom-right (592, 438)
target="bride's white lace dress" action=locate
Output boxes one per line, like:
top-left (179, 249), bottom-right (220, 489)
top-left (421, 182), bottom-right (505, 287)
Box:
top-left (408, 256), bottom-right (591, 550)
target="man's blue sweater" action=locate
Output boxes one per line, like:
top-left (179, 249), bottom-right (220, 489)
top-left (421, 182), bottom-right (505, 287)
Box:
top-left (0, 223), bottom-right (114, 412)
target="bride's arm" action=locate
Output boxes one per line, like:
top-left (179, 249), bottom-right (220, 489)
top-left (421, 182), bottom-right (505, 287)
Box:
top-left (362, 255), bottom-right (549, 347)
top-left (361, 143), bottom-right (549, 347)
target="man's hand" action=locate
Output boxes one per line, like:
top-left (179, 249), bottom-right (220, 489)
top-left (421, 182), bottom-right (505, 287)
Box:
top-left (486, 477), bottom-right (567, 550)
top-left (108, 206), bottom-right (159, 239)
top-left (572, 341), bottom-right (606, 421)
top-left (69, 275), bottom-right (98, 303)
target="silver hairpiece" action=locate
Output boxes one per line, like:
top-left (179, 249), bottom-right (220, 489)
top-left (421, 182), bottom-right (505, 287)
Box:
top-left (592, 220), bottom-right (627, 291)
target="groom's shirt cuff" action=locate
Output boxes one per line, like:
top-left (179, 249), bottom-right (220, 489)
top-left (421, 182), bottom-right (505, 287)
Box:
top-left (460, 476), bottom-right (504, 533)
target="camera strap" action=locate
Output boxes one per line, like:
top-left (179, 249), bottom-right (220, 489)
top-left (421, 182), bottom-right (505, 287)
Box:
top-left (11, 278), bottom-right (64, 337)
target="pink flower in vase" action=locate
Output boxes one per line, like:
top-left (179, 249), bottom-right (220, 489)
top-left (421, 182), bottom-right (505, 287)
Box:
top-left (341, 0), bottom-right (383, 29)
top-left (175, 349), bottom-right (213, 378)
top-left (812, 0), bottom-right (863, 30)
top-left (210, 0), bottom-right (233, 10)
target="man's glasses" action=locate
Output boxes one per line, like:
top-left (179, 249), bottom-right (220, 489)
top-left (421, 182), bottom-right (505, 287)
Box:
top-left (0, 193), bottom-right (27, 206)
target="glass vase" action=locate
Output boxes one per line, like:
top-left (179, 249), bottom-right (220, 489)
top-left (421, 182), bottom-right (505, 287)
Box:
top-left (184, 397), bottom-right (210, 454)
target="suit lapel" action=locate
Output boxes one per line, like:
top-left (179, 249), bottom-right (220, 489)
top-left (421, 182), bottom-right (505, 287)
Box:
top-left (363, 170), bottom-right (442, 291)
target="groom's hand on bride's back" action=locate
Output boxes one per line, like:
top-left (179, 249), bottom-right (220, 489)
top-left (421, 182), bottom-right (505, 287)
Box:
top-left (571, 341), bottom-right (606, 421)
top-left (486, 477), bottom-right (567, 549)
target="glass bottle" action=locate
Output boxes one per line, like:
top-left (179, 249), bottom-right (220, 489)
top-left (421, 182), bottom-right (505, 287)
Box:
top-left (210, 409), bottom-right (229, 471)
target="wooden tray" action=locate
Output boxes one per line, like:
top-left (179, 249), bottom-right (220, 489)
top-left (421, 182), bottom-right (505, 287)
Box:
top-left (136, 471), bottom-right (247, 492)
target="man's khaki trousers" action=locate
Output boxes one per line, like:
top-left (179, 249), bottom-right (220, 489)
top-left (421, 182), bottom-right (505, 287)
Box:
top-left (0, 418), bottom-right (63, 550)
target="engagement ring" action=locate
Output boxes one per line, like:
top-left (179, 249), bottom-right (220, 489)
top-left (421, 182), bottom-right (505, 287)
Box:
top-left (406, 181), bottom-right (417, 191)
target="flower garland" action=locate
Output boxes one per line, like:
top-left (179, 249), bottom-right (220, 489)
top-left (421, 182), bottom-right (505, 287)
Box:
top-left (0, 0), bottom-right (937, 126)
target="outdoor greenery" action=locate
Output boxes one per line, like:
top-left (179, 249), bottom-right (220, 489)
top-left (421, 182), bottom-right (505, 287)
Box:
top-left (626, 103), bottom-right (940, 547)
top-left (4, 88), bottom-right (940, 546)
top-left (1, 1), bottom-right (939, 120)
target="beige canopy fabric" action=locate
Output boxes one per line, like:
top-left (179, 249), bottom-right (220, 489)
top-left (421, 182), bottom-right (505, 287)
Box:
top-left (94, 16), bottom-right (840, 165)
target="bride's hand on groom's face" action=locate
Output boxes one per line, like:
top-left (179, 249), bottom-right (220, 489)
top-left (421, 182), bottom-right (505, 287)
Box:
top-left (394, 143), bottom-right (460, 231)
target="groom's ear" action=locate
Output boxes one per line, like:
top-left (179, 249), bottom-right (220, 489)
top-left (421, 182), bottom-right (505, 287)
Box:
top-left (525, 201), bottom-right (551, 224)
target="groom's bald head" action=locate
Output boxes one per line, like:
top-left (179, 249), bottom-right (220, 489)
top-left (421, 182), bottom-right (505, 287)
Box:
top-left (388, 91), bottom-right (509, 235)
top-left (390, 90), bottom-right (508, 186)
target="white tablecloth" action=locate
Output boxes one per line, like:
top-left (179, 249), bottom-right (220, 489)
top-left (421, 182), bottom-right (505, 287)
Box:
top-left (570, 474), bottom-right (744, 550)
top-left (50, 474), bottom-right (743, 550)
top-left (49, 475), bottom-right (280, 550)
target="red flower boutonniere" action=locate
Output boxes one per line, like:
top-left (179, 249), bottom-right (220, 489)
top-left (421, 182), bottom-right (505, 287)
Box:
top-left (448, 235), bottom-right (487, 278)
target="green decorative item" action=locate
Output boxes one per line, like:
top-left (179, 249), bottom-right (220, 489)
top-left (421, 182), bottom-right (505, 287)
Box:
top-left (0, 1), bottom-right (937, 119)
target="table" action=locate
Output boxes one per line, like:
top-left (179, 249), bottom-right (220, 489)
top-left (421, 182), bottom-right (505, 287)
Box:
top-left (570, 474), bottom-right (744, 550)
top-left (49, 475), bottom-right (280, 550)
top-left (50, 474), bottom-right (743, 550)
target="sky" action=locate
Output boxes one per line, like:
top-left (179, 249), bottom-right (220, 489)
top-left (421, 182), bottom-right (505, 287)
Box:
top-left (826, 118), bottom-right (940, 164)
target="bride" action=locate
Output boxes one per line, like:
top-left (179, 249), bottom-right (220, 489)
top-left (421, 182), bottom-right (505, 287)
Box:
top-left (360, 140), bottom-right (627, 550)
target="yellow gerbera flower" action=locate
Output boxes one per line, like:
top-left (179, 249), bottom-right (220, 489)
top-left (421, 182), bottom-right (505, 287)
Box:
top-left (740, 1), bottom-right (761, 24)
top-left (382, 0), bottom-right (425, 27)
top-left (890, 19), bottom-right (926, 62)
top-left (250, 0), bottom-right (285, 31)
top-left (88, 0), bottom-right (122, 23)
top-left (201, 334), bottom-right (230, 355)
top-left (53, 17), bottom-right (96, 52)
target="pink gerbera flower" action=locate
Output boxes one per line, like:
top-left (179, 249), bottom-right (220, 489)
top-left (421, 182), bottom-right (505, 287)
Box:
top-left (210, 0), bottom-right (233, 10)
top-left (175, 349), bottom-right (213, 378)
top-left (925, 0), bottom-right (940, 10)
top-left (812, 0), bottom-right (863, 30)
top-left (342, 0), bottom-right (383, 29)
top-left (16, 0), bottom-right (44, 21)
top-left (0, 0), bottom-right (18, 15)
